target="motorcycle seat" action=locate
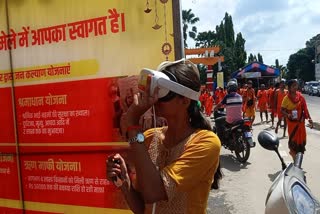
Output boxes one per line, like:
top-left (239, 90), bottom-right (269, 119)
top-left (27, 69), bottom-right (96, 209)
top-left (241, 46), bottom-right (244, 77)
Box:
top-left (214, 116), bottom-right (226, 122)
top-left (231, 119), bottom-right (244, 126)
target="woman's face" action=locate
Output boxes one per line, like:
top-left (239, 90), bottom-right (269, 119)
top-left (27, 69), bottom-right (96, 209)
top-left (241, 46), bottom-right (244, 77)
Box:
top-left (289, 82), bottom-right (298, 93)
top-left (154, 96), bottom-right (183, 119)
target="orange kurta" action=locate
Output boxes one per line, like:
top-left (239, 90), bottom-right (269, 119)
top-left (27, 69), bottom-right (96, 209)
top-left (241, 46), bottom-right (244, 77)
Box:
top-left (281, 93), bottom-right (310, 153)
top-left (267, 88), bottom-right (275, 113)
top-left (276, 89), bottom-right (287, 118)
top-left (136, 128), bottom-right (221, 214)
top-left (205, 95), bottom-right (214, 116)
top-left (257, 90), bottom-right (268, 111)
top-left (243, 88), bottom-right (256, 117)
top-left (216, 90), bottom-right (225, 105)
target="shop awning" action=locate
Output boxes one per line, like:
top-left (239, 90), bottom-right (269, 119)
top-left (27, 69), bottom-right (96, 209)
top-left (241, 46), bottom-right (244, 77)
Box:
top-left (231, 62), bottom-right (280, 79)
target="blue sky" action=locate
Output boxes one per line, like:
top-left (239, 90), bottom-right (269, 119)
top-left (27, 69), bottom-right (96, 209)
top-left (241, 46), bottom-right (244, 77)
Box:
top-left (182, 0), bottom-right (320, 67)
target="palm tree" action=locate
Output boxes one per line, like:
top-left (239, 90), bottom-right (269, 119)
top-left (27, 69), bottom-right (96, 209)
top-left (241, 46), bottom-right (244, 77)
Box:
top-left (182, 9), bottom-right (200, 48)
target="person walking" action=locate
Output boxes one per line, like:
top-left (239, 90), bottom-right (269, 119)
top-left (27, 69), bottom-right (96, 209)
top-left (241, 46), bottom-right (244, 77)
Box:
top-left (257, 84), bottom-right (268, 123)
top-left (281, 79), bottom-right (313, 161)
top-left (275, 80), bottom-right (287, 137)
top-left (268, 83), bottom-right (278, 128)
top-left (242, 80), bottom-right (256, 124)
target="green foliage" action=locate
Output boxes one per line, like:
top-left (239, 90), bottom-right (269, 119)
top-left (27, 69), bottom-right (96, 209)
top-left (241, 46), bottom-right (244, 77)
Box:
top-left (197, 64), bottom-right (208, 85)
top-left (257, 53), bottom-right (264, 63)
top-left (224, 13), bottom-right (235, 48)
top-left (287, 49), bottom-right (315, 81)
top-left (184, 10), bottom-right (247, 81)
top-left (248, 53), bottom-right (254, 63)
top-left (182, 9), bottom-right (200, 48)
top-left (286, 34), bottom-right (319, 81)
top-left (195, 30), bottom-right (217, 48)
top-left (275, 59), bottom-right (280, 68)
top-left (234, 33), bottom-right (247, 69)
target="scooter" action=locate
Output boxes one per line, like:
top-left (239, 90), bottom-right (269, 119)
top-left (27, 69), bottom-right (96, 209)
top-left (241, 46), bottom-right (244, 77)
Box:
top-left (258, 130), bottom-right (320, 214)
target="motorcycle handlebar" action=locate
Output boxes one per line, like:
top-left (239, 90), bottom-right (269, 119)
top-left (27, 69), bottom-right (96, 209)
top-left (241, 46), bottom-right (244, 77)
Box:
top-left (294, 152), bottom-right (303, 169)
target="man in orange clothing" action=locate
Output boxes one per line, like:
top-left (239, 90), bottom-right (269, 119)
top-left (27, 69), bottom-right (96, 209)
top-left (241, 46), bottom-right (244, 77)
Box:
top-left (199, 89), bottom-right (207, 113)
top-left (240, 84), bottom-right (248, 117)
top-left (275, 80), bottom-right (288, 137)
top-left (257, 84), bottom-right (268, 123)
top-left (215, 87), bottom-right (225, 111)
top-left (268, 83), bottom-right (278, 128)
top-left (205, 91), bottom-right (214, 116)
top-left (243, 80), bottom-right (256, 124)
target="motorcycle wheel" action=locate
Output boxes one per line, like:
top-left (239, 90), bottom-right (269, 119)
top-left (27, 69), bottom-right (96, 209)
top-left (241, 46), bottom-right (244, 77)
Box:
top-left (235, 134), bottom-right (250, 163)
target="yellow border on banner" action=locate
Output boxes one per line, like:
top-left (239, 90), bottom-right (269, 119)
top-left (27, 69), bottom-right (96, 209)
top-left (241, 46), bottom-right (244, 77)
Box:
top-left (19, 142), bottom-right (129, 147)
top-left (0, 199), bottom-right (133, 213)
top-left (0, 142), bottom-right (128, 147)
top-left (0, 199), bottom-right (23, 209)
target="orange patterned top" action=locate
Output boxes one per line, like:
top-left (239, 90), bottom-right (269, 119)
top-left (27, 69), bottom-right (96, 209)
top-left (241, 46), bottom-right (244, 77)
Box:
top-left (134, 127), bottom-right (221, 214)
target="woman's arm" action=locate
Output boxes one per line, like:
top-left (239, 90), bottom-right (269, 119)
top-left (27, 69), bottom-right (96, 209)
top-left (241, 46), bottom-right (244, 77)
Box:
top-left (128, 129), bottom-right (167, 203)
top-left (281, 107), bottom-right (290, 119)
top-left (120, 180), bottom-right (145, 213)
top-left (107, 154), bottom-right (145, 213)
top-left (301, 96), bottom-right (314, 128)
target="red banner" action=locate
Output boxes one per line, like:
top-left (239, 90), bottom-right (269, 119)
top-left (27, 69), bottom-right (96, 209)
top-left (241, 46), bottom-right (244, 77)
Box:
top-left (0, 155), bottom-right (21, 200)
top-left (20, 152), bottom-right (128, 209)
top-left (0, 87), bottom-right (16, 153)
top-left (14, 78), bottom-right (120, 153)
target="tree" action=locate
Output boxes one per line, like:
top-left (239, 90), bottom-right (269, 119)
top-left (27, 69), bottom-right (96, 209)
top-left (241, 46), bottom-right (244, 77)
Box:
top-left (287, 49), bottom-right (314, 81)
top-left (195, 30), bottom-right (217, 48)
top-left (253, 55), bottom-right (257, 62)
top-left (224, 13), bottom-right (235, 48)
top-left (248, 53), bottom-right (255, 63)
top-left (182, 9), bottom-right (200, 48)
top-left (286, 34), bottom-right (319, 81)
top-left (275, 59), bottom-right (280, 68)
top-left (195, 12), bottom-right (247, 80)
top-left (257, 53), bottom-right (264, 63)
top-left (197, 64), bottom-right (208, 85)
top-left (216, 22), bottom-right (226, 44)
top-left (234, 32), bottom-right (247, 69)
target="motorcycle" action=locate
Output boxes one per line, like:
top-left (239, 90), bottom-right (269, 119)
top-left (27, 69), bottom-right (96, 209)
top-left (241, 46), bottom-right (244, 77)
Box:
top-left (212, 110), bottom-right (255, 163)
top-left (258, 130), bottom-right (320, 214)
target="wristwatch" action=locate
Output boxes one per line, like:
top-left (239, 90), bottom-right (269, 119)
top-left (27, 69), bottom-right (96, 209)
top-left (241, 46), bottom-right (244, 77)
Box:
top-left (128, 132), bottom-right (145, 144)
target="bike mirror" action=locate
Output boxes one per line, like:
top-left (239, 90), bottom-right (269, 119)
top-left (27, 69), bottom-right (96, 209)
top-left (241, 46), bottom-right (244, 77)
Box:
top-left (258, 130), bottom-right (279, 151)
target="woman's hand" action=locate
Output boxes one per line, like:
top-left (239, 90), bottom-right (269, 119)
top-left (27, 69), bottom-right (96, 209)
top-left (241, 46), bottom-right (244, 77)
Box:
top-left (308, 119), bottom-right (314, 129)
top-left (123, 77), bottom-right (159, 126)
top-left (106, 154), bottom-right (130, 188)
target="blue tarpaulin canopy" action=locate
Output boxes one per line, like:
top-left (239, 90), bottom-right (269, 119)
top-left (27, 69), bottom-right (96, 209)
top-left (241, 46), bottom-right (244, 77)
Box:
top-left (231, 62), bottom-right (280, 79)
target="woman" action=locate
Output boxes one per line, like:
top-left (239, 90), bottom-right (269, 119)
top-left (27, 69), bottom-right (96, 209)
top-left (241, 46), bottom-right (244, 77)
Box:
top-left (281, 79), bottom-right (313, 161)
top-left (106, 59), bottom-right (222, 214)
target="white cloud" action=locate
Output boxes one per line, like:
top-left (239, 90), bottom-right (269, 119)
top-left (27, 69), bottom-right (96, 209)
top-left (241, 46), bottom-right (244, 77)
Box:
top-left (181, 0), bottom-right (320, 67)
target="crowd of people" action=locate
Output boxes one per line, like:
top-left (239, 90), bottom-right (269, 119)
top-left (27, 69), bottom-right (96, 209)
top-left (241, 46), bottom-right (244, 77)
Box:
top-left (107, 57), bottom-right (313, 213)
top-left (200, 78), bottom-right (313, 162)
top-left (199, 80), bottom-right (298, 132)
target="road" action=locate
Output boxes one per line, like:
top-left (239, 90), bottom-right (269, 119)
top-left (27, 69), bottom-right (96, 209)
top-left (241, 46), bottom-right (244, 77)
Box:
top-left (207, 94), bottom-right (320, 214)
